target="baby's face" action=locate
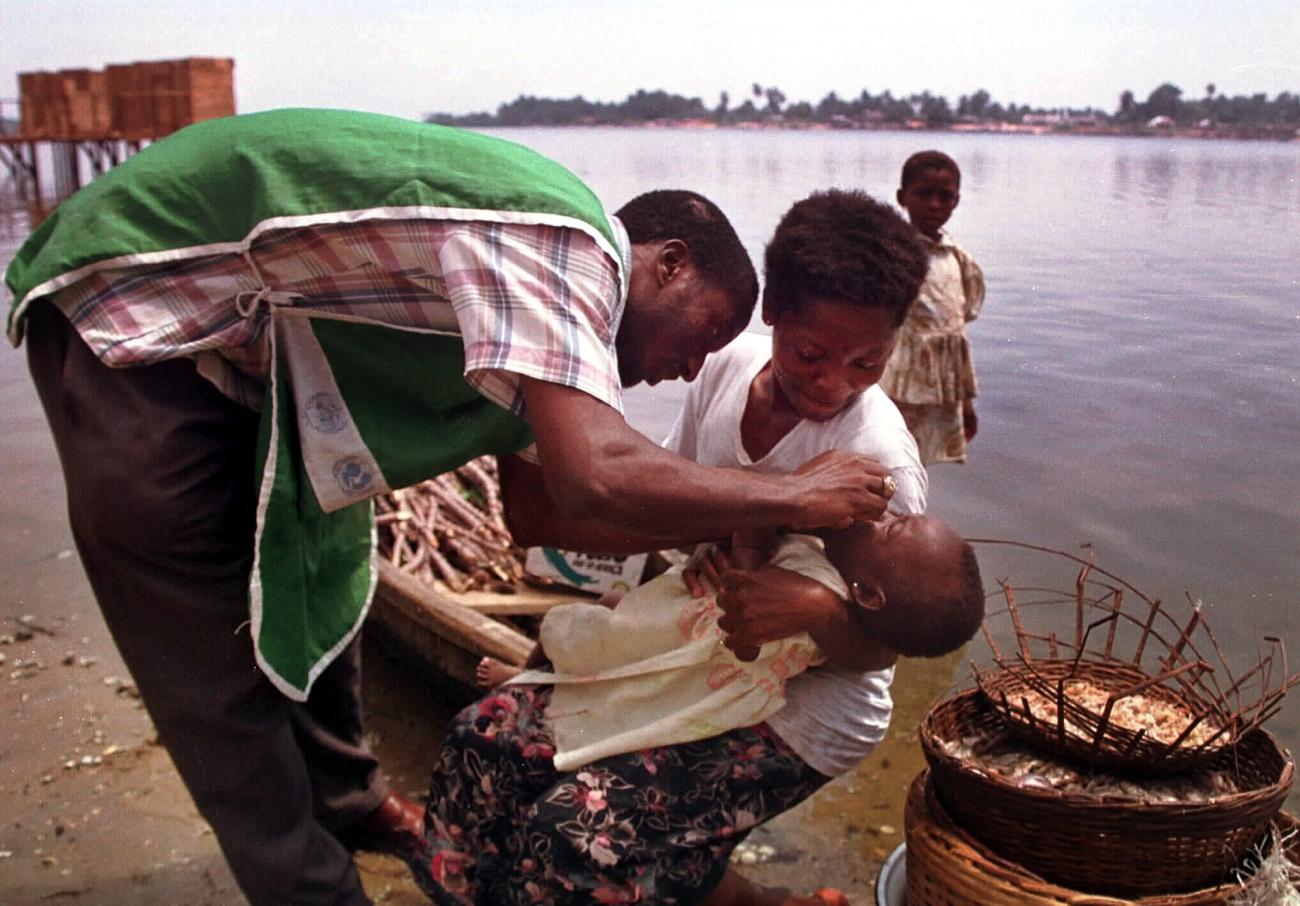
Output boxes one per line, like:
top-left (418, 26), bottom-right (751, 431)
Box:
top-left (823, 513), bottom-right (963, 608)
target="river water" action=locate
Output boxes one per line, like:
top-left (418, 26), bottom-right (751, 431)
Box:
top-left (3, 127), bottom-right (1300, 891)
top-left (493, 127), bottom-right (1300, 708)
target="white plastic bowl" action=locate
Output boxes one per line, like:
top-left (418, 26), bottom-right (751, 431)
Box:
top-left (875, 842), bottom-right (906, 905)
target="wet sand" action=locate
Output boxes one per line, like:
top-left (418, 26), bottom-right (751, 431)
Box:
top-left (0, 340), bottom-right (431, 904)
top-left (1, 336), bottom-right (963, 903)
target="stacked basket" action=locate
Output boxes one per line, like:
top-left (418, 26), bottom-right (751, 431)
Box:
top-left (906, 541), bottom-right (1299, 904)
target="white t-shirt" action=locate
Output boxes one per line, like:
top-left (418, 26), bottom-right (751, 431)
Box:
top-left (662, 331), bottom-right (927, 777)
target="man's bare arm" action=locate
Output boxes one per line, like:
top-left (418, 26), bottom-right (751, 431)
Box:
top-left (516, 378), bottom-right (893, 548)
top-left (500, 454), bottom-right (694, 553)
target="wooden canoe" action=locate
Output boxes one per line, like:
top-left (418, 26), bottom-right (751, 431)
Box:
top-left (369, 560), bottom-right (579, 687)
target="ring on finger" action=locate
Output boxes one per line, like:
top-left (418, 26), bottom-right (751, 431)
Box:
top-left (881, 474), bottom-right (898, 499)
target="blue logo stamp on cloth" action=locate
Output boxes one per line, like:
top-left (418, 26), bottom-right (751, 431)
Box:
top-left (305, 393), bottom-right (348, 434)
top-left (333, 458), bottom-right (375, 496)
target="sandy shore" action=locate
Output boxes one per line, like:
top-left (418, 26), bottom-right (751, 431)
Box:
top-left (0, 340), bottom-right (431, 904)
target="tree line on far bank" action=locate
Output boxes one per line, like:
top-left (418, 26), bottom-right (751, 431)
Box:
top-left (425, 82), bottom-right (1300, 134)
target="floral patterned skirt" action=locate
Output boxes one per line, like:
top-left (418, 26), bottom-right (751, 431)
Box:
top-left (408, 685), bottom-right (829, 905)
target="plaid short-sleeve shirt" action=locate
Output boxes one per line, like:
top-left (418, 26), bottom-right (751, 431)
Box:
top-left (42, 217), bottom-right (630, 420)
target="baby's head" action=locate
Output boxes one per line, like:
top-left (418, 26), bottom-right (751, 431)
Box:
top-left (761, 190), bottom-right (929, 421)
top-left (897, 150), bottom-right (961, 240)
top-left (820, 513), bottom-right (984, 658)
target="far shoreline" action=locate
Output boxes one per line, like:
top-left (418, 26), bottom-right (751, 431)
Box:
top-left (472, 118), bottom-right (1298, 143)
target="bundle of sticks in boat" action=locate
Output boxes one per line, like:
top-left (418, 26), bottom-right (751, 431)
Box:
top-left (375, 456), bottom-right (524, 593)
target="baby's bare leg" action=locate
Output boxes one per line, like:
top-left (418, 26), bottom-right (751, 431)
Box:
top-left (474, 656), bottom-right (523, 688)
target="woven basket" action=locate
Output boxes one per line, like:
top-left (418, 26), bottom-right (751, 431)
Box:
top-left (904, 770), bottom-right (1293, 906)
top-left (919, 689), bottom-right (1293, 897)
top-left (969, 539), bottom-right (1297, 776)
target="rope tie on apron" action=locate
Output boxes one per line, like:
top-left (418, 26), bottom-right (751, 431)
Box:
top-left (235, 249), bottom-right (304, 318)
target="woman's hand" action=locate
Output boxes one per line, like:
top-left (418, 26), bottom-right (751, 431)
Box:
top-left (681, 530), bottom-right (777, 597)
top-left (696, 546), bottom-right (897, 671)
top-left (713, 560), bottom-right (843, 662)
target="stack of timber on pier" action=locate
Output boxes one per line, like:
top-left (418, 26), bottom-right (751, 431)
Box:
top-left (17, 58), bottom-right (235, 141)
top-left (4, 57), bottom-right (235, 202)
top-left (17, 70), bottom-right (111, 139)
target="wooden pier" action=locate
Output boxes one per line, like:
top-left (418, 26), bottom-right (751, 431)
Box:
top-left (0, 58), bottom-right (235, 201)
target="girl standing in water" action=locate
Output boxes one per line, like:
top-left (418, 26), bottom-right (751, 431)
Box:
top-left (881, 150), bottom-right (986, 465)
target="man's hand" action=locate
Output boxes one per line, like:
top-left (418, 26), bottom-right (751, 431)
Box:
top-left (788, 451), bottom-right (895, 529)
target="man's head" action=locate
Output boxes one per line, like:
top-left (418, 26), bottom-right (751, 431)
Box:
top-left (897, 150), bottom-right (961, 240)
top-left (615, 190), bottom-right (758, 387)
top-left (821, 513), bottom-right (985, 658)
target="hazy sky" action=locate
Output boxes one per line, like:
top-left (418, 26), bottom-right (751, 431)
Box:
top-left (4, 0), bottom-right (1298, 119)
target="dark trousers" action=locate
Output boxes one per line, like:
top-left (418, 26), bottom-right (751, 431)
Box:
top-left (26, 303), bottom-right (384, 905)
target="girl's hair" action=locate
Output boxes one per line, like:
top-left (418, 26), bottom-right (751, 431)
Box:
top-left (616, 190), bottom-right (759, 319)
top-left (763, 189), bottom-right (929, 327)
top-left (900, 150), bottom-right (961, 188)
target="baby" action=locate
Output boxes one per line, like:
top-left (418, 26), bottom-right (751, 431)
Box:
top-left (510, 513), bottom-right (984, 771)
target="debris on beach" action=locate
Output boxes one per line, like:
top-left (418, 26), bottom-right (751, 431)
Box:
top-left (9, 657), bottom-right (46, 680)
top-left (17, 613), bottom-right (57, 636)
top-left (731, 841), bottom-right (781, 865)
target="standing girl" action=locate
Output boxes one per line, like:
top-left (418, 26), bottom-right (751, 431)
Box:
top-left (881, 150), bottom-right (986, 464)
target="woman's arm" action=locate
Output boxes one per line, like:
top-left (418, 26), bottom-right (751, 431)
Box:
top-left (707, 551), bottom-right (896, 672)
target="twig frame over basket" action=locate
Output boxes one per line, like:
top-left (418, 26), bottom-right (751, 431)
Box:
top-left (969, 539), bottom-right (1299, 775)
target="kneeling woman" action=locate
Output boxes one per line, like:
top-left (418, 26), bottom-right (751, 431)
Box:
top-left (406, 517), bottom-right (984, 905)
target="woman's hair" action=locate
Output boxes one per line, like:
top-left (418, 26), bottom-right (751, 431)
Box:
top-left (763, 189), bottom-right (929, 327)
top-left (616, 190), bottom-right (759, 319)
top-left (870, 542), bottom-right (985, 658)
top-left (900, 150), bottom-right (961, 188)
